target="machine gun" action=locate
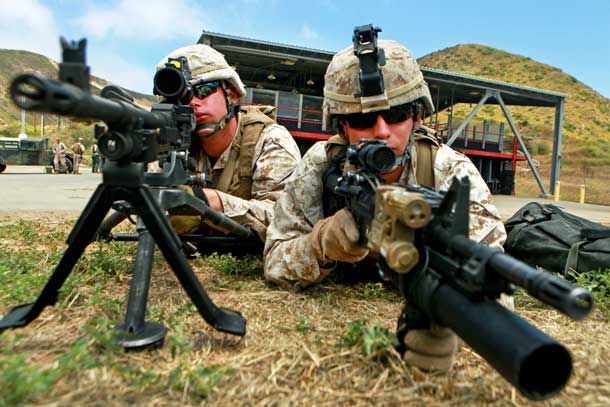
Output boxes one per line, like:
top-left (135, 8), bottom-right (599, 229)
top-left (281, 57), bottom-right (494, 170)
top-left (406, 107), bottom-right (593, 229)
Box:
top-left (0, 37), bottom-right (250, 349)
top-left (323, 140), bottom-right (593, 401)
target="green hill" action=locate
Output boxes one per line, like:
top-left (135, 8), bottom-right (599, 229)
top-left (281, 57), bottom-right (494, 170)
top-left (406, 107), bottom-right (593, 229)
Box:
top-left (0, 49), bottom-right (154, 144)
top-left (418, 44), bottom-right (610, 167)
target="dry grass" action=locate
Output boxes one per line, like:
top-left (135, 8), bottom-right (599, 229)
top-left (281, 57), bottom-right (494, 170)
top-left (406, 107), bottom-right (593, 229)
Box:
top-left (1, 213), bottom-right (609, 406)
top-left (515, 158), bottom-right (610, 206)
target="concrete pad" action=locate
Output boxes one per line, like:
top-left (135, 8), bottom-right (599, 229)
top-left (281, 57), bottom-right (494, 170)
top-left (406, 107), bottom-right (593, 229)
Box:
top-left (493, 195), bottom-right (610, 226)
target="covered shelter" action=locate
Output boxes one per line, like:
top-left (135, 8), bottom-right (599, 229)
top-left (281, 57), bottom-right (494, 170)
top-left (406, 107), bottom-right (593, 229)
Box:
top-left (198, 30), bottom-right (566, 195)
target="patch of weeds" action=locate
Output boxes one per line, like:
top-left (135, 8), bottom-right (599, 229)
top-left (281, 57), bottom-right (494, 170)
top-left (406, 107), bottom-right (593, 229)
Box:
top-left (0, 219), bottom-right (41, 242)
top-left (361, 282), bottom-right (399, 301)
top-left (55, 337), bottom-right (101, 373)
top-left (568, 269), bottom-right (610, 319)
top-left (167, 325), bottom-right (193, 358)
top-left (296, 318), bottom-right (315, 334)
top-left (148, 305), bottom-right (172, 324)
top-left (167, 362), bottom-right (235, 399)
top-left (204, 253), bottom-right (263, 278)
top-left (167, 302), bottom-right (196, 326)
top-left (318, 290), bottom-right (337, 305)
top-left (0, 247), bottom-right (62, 304)
top-left (117, 366), bottom-right (161, 389)
top-left (82, 242), bottom-right (136, 277)
top-left (0, 354), bottom-right (57, 405)
top-left (81, 317), bottom-right (122, 354)
top-left (336, 320), bottom-right (398, 362)
top-left (0, 323), bottom-right (112, 405)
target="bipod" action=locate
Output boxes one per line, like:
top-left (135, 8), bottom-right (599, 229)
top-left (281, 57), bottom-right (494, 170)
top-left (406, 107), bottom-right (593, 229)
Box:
top-left (0, 161), bottom-right (247, 348)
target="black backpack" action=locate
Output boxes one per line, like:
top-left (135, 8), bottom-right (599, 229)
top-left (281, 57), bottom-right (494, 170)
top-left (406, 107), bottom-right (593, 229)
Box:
top-left (504, 202), bottom-right (610, 276)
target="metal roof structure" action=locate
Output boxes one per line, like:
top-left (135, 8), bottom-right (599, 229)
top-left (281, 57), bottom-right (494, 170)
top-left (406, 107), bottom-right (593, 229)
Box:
top-left (197, 30), bottom-right (566, 195)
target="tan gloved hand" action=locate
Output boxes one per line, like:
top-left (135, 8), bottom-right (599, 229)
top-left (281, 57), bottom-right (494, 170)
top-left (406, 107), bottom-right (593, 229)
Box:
top-left (310, 208), bottom-right (369, 263)
top-left (403, 323), bottom-right (458, 372)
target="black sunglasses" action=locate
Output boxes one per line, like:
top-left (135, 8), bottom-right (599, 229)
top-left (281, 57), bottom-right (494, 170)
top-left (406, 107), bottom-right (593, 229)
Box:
top-left (341, 103), bottom-right (414, 129)
top-left (192, 81), bottom-right (221, 99)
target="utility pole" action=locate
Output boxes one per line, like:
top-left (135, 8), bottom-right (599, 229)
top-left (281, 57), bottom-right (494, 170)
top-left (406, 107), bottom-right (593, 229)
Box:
top-left (18, 109), bottom-right (27, 139)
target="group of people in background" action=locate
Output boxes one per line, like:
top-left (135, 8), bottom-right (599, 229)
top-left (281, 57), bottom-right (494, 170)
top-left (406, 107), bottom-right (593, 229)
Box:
top-left (51, 137), bottom-right (101, 174)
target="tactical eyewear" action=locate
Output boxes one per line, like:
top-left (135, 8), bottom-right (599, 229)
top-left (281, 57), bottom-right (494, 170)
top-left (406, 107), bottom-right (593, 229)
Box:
top-left (193, 81), bottom-right (221, 99)
top-left (342, 103), bottom-right (414, 129)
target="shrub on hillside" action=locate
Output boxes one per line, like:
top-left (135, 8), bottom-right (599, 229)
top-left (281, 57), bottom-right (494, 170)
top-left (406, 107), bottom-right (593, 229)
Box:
top-left (537, 141), bottom-right (551, 155)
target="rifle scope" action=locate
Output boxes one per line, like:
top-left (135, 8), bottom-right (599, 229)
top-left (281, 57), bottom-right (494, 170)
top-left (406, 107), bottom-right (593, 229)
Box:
top-left (153, 58), bottom-right (193, 105)
top-left (348, 141), bottom-right (395, 173)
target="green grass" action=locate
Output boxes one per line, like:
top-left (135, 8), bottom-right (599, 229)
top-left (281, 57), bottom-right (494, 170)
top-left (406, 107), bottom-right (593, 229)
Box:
top-left (201, 253), bottom-right (263, 277)
top-left (336, 320), bottom-right (398, 362)
top-left (568, 268), bottom-right (610, 319)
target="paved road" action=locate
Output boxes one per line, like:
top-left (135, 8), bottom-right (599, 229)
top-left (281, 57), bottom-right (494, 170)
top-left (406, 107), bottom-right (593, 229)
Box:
top-left (1, 165), bottom-right (609, 225)
top-left (0, 165), bottom-right (101, 212)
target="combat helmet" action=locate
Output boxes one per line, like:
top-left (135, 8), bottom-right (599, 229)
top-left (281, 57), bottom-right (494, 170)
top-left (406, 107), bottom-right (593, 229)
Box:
top-left (157, 44), bottom-right (246, 137)
top-left (323, 26), bottom-right (434, 129)
top-left (157, 44), bottom-right (246, 98)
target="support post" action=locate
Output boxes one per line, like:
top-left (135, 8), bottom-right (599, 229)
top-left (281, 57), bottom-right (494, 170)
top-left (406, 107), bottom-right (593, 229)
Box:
top-left (446, 90), bottom-right (491, 146)
top-left (496, 93), bottom-right (550, 196)
top-left (550, 99), bottom-right (565, 195)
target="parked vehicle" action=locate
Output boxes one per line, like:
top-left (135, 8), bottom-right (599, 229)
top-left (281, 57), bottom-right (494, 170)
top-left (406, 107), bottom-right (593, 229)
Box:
top-left (0, 137), bottom-right (73, 173)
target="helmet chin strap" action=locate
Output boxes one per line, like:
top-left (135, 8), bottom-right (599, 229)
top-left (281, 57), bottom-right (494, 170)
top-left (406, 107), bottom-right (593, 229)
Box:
top-left (194, 110), bottom-right (234, 138)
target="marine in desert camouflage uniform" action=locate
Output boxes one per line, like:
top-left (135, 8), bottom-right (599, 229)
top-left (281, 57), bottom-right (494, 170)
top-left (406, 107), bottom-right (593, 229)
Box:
top-left (52, 138), bottom-right (67, 173)
top-left (264, 33), bottom-right (509, 372)
top-left (70, 138), bottom-right (86, 174)
top-left (157, 44), bottom-right (301, 241)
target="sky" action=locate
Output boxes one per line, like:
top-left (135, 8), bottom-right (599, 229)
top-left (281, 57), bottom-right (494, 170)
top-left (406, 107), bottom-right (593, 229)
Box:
top-left (1, 0), bottom-right (609, 98)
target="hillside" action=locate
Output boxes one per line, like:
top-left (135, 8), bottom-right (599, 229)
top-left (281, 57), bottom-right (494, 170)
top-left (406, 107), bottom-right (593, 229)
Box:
top-left (0, 49), bottom-right (153, 144)
top-left (418, 44), bottom-right (610, 167)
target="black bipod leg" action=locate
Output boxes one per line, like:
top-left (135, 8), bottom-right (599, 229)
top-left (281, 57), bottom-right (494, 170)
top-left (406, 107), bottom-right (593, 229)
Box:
top-left (113, 220), bottom-right (166, 350)
top-left (0, 183), bottom-right (113, 332)
top-left (128, 186), bottom-right (246, 337)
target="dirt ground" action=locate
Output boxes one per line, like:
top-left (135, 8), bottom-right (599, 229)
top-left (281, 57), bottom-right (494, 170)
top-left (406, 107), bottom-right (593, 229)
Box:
top-left (1, 166), bottom-right (609, 406)
top-left (1, 212), bottom-right (609, 406)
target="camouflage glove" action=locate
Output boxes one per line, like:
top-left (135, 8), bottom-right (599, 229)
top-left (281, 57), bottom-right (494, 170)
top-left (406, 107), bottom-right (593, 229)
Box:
top-left (403, 323), bottom-right (458, 372)
top-left (310, 208), bottom-right (369, 264)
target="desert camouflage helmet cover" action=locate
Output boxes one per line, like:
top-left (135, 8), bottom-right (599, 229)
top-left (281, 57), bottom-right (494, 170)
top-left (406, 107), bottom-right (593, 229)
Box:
top-left (323, 40), bottom-right (434, 126)
top-left (156, 44), bottom-right (246, 98)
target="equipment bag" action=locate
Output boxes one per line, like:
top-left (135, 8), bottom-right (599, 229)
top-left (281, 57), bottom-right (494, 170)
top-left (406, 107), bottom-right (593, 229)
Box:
top-left (504, 202), bottom-right (610, 276)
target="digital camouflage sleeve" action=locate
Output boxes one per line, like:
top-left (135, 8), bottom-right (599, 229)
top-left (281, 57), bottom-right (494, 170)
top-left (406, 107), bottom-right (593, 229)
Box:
top-left (215, 123), bottom-right (301, 240)
top-left (264, 141), bottom-right (507, 289)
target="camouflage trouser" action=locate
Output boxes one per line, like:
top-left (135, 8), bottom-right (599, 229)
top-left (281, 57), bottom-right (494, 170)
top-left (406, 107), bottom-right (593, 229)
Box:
top-left (54, 154), bottom-right (67, 173)
top-left (92, 154), bottom-right (100, 173)
top-left (73, 154), bottom-right (82, 174)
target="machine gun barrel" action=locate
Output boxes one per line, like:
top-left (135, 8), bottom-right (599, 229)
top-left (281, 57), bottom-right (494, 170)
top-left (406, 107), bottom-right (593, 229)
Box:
top-left (10, 73), bottom-right (172, 129)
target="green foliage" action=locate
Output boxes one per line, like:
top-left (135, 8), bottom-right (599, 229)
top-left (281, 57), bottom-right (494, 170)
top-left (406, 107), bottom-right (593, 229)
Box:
top-left (167, 325), bottom-right (193, 358)
top-left (0, 247), bottom-right (61, 304)
top-left (577, 145), bottom-right (604, 158)
top-left (564, 122), bottom-right (576, 132)
top-left (527, 141), bottom-right (539, 155)
top-left (361, 282), bottom-right (398, 301)
top-left (0, 320), bottom-right (114, 405)
top-left (536, 141), bottom-right (551, 155)
top-left (55, 338), bottom-right (101, 373)
top-left (295, 318), bottom-right (315, 334)
top-left (336, 320), bottom-right (398, 362)
top-left (167, 363), bottom-right (235, 399)
top-left (568, 269), bottom-right (610, 319)
top-left (0, 354), bottom-right (57, 405)
top-left (203, 253), bottom-right (263, 277)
